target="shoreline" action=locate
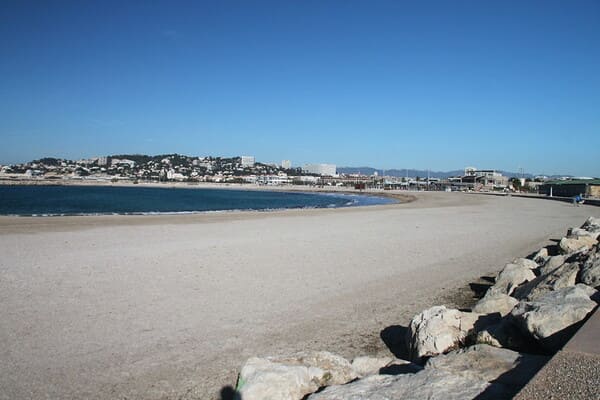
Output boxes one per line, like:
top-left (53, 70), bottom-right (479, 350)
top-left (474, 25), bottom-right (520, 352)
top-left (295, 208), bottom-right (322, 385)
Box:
top-left (0, 180), bottom-right (416, 219)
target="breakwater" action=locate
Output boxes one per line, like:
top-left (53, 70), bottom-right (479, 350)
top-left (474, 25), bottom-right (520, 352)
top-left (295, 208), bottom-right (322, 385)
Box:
top-left (232, 216), bottom-right (600, 399)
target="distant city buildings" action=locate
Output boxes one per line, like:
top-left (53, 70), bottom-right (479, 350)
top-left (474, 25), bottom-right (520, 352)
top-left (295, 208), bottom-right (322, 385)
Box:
top-left (460, 167), bottom-right (508, 189)
top-left (111, 158), bottom-right (135, 168)
top-left (302, 163), bottom-right (337, 177)
top-left (240, 156), bottom-right (255, 167)
top-left (5, 156), bottom-right (595, 197)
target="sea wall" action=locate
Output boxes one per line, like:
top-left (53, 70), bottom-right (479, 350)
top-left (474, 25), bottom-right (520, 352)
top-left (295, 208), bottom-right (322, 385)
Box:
top-left (229, 216), bottom-right (600, 400)
top-left (472, 191), bottom-right (600, 207)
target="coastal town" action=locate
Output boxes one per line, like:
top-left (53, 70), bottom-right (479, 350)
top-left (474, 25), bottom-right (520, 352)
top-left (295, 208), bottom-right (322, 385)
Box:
top-left (1, 154), bottom-right (599, 198)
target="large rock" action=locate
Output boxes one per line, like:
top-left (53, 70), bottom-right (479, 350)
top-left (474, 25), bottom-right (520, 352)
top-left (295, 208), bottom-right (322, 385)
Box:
top-left (308, 368), bottom-right (508, 400)
top-left (274, 351), bottom-right (357, 385)
top-left (511, 284), bottom-right (598, 351)
top-left (559, 235), bottom-right (597, 254)
top-left (512, 257), bottom-right (539, 270)
top-left (472, 291), bottom-right (519, 316)
top-left (351, 356), bottom-right (394, 377)
top-left (570, 227), bottom-right (600, 241)
top-left (425, 344), bottom-right (548, 389)
top-left (531, 248), bottom-right (549, 265)
top-left (237, 352), bottom-right (357, 400)
top-left (237, 357), bottom-right (323, 400)
top-left (579, 250), bottom-right (600, 289)
top-left (490, 263), bottom-right (536, 296)
top-left (582, 216), bottom-right (600, 232)
top-left (513, 262), bottom-right (580, 301)
top-left (406, 306), bottom-right (481, 363)
top-left (475, 318), bottom-right (533, 352)
top-left (538, 254), bottom-right (566, 276)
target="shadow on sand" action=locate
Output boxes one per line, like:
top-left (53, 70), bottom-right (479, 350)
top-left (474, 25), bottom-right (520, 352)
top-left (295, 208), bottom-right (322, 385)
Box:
top-left (380, 324), bottom-right (409, 360)
top-left (219, 385), bottom-right (242, 400)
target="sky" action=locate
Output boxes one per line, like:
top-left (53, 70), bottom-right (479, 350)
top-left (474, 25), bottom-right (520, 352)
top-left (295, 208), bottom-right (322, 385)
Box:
top-left (1, 1), bottom-right (599, 176)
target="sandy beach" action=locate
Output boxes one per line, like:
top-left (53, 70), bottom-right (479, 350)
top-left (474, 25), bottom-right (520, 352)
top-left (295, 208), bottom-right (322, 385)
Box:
top-left (0, 192), bottom-right (596, 399)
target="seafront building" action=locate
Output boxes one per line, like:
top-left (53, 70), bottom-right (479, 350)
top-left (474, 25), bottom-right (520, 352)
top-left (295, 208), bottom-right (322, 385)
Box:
top-left (166, 169), bottom-right (186, 181)
top-left (539, 179), bottom-right (600, 198)
top-left (256, 173), bottom-right (291, 185)
top-left (450, 167), bottom-right (509, 190)
top-left (302, 163), bottom-right (337, 177)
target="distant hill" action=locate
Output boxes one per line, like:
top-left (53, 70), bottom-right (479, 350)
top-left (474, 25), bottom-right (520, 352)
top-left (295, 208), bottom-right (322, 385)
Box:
top-left (337, 167), bottom-right (537, 179)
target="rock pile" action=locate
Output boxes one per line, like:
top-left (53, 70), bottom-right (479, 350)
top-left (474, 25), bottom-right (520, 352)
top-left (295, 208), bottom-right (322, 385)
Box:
top-left (233, 217), bottom-right (600, 400)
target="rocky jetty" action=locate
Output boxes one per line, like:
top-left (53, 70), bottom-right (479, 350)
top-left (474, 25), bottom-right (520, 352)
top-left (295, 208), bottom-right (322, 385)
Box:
top-left (232, 216), bottom-right (600, 399)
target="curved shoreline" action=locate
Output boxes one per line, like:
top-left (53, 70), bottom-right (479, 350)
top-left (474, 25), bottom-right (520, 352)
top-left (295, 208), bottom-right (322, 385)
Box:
top-left (0, 182), bottom-right (416, 218)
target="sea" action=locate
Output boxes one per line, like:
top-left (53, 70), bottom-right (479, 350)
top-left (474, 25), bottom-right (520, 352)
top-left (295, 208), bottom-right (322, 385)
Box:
top-left (0, 185), bottom-right (395, 216)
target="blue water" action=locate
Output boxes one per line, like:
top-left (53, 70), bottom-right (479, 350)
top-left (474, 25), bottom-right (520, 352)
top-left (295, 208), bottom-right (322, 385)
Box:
top-left (0, 185), bottom-right (394, 216)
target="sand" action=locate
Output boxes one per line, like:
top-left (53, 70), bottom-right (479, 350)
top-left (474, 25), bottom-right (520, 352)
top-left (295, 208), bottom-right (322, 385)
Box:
top-left (0, 192), bottom-right (596, 399)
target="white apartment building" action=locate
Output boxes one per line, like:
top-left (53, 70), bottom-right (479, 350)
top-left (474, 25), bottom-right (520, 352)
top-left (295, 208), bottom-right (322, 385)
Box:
top-left (302, 163), bottom-right (336, 176)
top-left (257, 173), bottom-right (290, 185)
top-left (281, 160), bottom-right (292, 169)
top-left (241, 156), bottom-right (255, 167)
top-left (95, 156), bottom-right (108, 166)
top-left (167, 169), bottom-right (186, 181)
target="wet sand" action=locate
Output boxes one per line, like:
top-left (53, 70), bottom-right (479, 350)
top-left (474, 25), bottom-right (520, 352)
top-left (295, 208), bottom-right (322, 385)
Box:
top-left (0, 192), bottom-right (596, 399)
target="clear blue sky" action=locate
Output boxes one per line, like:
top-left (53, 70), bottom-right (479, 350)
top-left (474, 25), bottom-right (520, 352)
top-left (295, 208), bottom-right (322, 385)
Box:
top-left (1, 1), bottom-right (599, 176)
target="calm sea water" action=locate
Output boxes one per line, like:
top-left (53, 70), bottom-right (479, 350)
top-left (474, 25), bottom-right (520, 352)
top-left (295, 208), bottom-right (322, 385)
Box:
top-left (0, 185), bottom-right (394, 216)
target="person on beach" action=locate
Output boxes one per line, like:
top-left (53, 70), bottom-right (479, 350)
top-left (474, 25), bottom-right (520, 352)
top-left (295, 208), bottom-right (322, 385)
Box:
top-left (573, 194), bottom-right (583, 206)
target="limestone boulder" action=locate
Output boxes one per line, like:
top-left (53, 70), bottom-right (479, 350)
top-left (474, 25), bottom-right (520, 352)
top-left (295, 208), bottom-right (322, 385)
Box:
top-left (579, 251), bottom-right (600, 289)
top-left (511, 284), bottom-right (598, 351)
top-left (405, 306), bottom-right (481, 363)
top-left (237, 352), bottom-right (357, 400)
top-left (531, 248), bottom-right (549, 265)
top-left (570, 227), bottom-right (600, 241)
top-left (307, 368), bottom-right (508, 400)
top-left (512, 257), bottom-right (538, 270)
top-left (513, 262), bottom-right (580, 301)
top-left (475, 325), bottom-right (503, 348)
top-left (559, 235), bottom-right (597, 254)
top-left (538, 254), bottom-right (566, 276)
top-left (489, 263), bottom-right (536, 296)
top-left (274, 351), bottom-right (357, 385)
top-left (425, 344), bottom-right (548, 389)
top-left (474, 315), bottom-right (537, 352)
top-left (472, 291), bottom-right (519, 316)
top-left (582, 216), bottom-right (600, 232)
top-left (237, 357), bottom-right (323, 400)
